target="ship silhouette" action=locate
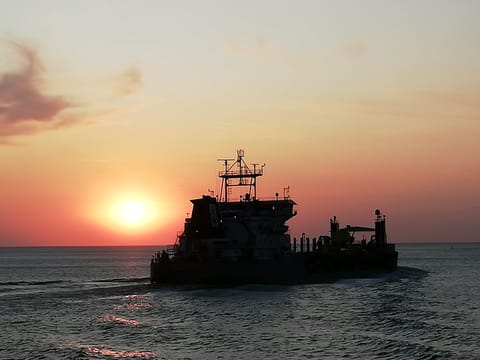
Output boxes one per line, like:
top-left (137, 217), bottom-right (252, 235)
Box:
top-left (151, 150), bottom-right (398, 284)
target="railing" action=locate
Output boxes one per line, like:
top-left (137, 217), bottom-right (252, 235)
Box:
top-left (221, 196), bottom-right (295, 203)
top-left (218, 169), bottom-right (264, 177)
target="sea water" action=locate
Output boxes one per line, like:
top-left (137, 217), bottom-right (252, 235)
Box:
top-left (0, 244), bottom-right (479, 359)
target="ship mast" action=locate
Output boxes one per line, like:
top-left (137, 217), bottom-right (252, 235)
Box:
top-left (218, 149), bottom-right (264, 203)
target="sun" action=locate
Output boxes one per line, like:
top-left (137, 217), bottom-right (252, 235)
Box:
top-left (111, 197), bottom-right (156, 232)
top-left (118, 201), bottom-right (147, 225)
top-left (104, 194), bottom-right (160, 234)
top-left (86, 186), bottom-right (174, 236)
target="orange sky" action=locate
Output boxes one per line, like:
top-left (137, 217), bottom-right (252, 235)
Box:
top-left (1, 1), bottom-right (479, 246)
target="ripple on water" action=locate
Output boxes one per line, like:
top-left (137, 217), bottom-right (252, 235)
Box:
top-left (63, 341), bottom-right (158, 359)
top-left (101, 314), bottom-right (142, 327)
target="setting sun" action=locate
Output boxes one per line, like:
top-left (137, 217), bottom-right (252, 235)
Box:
top-left (118, 201), bottom-right (147, 226)
top-left (84, 186), bottom-right (174, 237)
top-left (107, 195), bottom-right (158, 233)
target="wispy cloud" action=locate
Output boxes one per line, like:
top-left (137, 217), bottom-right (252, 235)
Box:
top-left (343, 39), bottom-right (367, 59)
top-left (225, 35), bottom-right (301, 69)
top-left (0, 40), bottom-right (144, 142)
top-left (417, 90), bottom-right (480, 112)
top-left (112, 66), bottom-right (143, 97)
top-left (265, 87), bottom-right (480, 128)
top-left (328, 90), bottom-right (480, 123)
top-left (0, 41), bottom-right (76, 139)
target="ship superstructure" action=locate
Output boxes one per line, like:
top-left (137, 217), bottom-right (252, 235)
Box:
top-left (176, 150), bottom-right (296, 262)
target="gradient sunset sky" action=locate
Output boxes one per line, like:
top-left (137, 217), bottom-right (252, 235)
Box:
top-left (1, 0), bottom-right (479, 246)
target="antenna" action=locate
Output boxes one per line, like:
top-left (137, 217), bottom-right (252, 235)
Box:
top-left (217, 158), bottom-right (235, 164)
top-left (218, 150), bottom-right (264, 202)
top-left (217, 158), bottom-right (234, 202)
top-left (217, 158), bottom-right (235, 173)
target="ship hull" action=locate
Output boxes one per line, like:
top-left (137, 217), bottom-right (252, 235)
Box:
top-left (150, 250), bottom-right (398, 285)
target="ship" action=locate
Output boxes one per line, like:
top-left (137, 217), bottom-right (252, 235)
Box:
top-left (150, 150), bottom-right (398, 285)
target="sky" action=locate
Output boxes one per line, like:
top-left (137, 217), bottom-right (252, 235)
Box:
top-left (0, 0), bottom-right (479, 246)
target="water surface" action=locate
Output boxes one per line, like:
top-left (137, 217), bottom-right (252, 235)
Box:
top-left (1, 244), bottom-right (479, 359)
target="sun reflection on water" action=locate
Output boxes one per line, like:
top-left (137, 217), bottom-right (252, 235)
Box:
top-left (83, 345), bottom-right (156, 359)
top-left (101, 314), bottom-right (141, 326)
top-left (65, 341), bottom-right (157, 359)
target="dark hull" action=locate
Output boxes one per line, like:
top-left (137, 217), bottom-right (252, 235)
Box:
top-left (150, 249), bottom-right (398, 285)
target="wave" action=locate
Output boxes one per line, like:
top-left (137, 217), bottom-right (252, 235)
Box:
top-left (95, 277), bottom-right (149, 283)
top-left (0, 277), bottom-right (149, 287)
top-left (332, 266), bottom-right (428, 286)
top-left (392, 266), bottom-right (429, 278)
top-left (64, 341), bottom-right (157, 359)
top-left (0, 280), bottom-right (70, 286)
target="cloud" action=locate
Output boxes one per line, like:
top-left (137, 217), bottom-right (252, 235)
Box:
top-left (112, 66), bottom-right (143, 97)
top-left (343, 39), bottom-right (367, 59)
top-left (0, 41), bottom-right (76, 138)
top-left (0, 40), bottom-right (144, 142)
top-left (225, 35), bottom-right (301, 69)
top-left (417, 90), bottom-right (480, 111)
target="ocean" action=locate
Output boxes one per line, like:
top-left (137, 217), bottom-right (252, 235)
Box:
top-left (0, 244), bottom-right (479, 359)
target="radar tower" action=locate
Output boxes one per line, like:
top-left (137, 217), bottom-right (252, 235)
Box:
top-left (218, 149), bottom-right (264, 202)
